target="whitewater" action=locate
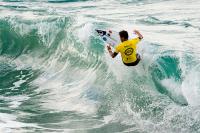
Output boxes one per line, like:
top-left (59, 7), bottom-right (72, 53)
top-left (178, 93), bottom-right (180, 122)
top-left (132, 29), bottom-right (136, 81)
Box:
top-left (0, 0), bottom-right (200, 132)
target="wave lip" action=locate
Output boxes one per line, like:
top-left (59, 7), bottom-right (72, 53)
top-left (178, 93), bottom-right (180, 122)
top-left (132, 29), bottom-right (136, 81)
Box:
top-left (138, 16), bottom-right (200, 30)
top-left (48, 0), bottom-right (90, 3)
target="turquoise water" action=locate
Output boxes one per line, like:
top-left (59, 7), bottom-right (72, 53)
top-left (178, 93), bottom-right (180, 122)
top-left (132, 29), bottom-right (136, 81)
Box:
top-left (0, 0), bottom-right (200, 132)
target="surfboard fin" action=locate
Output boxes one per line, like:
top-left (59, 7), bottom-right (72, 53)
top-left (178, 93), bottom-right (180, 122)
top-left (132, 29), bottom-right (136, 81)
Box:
top-left (96, 29), bottom-right (106, 36)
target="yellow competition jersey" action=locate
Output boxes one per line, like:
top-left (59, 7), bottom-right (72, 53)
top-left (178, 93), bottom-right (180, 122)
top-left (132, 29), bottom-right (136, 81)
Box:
top-left (115, 38), bottom-right (140, 63)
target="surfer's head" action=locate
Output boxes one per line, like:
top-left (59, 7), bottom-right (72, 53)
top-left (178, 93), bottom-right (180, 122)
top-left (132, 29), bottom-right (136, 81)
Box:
top-left (119, 30), bottom-right (129, 42)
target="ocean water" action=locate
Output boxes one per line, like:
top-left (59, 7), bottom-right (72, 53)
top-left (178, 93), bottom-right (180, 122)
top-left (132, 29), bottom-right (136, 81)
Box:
top-left (0, 0), bottom-right (200, 132)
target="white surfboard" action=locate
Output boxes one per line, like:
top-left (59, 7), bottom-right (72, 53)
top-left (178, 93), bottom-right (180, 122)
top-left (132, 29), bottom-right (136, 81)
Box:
top-left (96, 29), bottom-right (138, 47)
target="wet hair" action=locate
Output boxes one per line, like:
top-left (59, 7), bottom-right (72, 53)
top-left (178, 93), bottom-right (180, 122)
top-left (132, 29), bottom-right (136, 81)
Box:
top-left (119, 30), bottom-right (129, 40)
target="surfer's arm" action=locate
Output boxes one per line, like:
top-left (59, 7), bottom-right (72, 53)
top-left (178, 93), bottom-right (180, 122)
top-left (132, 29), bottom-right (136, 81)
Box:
top-left (134, 30), bottom-right (143, 40)
top-left (107, 45), bottom-right (118, 58)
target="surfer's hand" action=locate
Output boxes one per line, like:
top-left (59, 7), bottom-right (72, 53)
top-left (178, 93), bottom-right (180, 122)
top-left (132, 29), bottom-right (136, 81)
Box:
top-left (134, 30), bottom-right (143, 40)
top-left (107, 45), bottom-right (112, 51)
top-left (134, 30), bottom-right (140, 34)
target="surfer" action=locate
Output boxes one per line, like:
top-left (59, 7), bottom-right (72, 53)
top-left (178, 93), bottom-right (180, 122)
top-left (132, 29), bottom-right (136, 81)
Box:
top-left (107, 30), bottom-right (143, 66)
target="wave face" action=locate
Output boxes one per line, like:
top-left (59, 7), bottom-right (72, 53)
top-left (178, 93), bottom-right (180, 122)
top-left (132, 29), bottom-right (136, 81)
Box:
top-left (1, 0), bottom-right (200, 132)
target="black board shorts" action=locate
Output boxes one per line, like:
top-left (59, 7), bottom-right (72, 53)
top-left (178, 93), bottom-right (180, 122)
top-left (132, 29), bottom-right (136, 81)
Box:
top-left (123, 54), bottom-right (141, 66)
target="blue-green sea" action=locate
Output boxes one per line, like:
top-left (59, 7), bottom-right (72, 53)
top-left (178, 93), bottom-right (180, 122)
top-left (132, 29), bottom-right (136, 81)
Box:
top-left (0, 0), bottom-right (200, 132)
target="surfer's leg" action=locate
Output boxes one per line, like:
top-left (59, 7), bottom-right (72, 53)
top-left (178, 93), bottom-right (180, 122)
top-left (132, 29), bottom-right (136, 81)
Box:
top-left (136, 53), bottom-right (141, 61)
